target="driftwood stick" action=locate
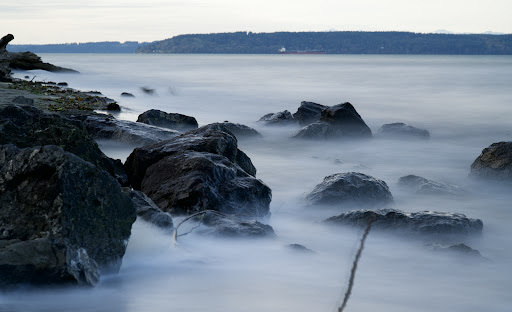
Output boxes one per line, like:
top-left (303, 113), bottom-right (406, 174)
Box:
top-left (338, 214), bottom-right (376, 312)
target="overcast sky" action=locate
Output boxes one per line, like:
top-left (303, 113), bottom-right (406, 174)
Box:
top-left (2, 0), bottom-right (511, 44)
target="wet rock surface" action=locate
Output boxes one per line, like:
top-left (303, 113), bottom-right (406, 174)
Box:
top-left (137, 109), bottom-right (198, 131)
top-left (294, 103), bottom-right (372, 139)
top-left (325, 208), bottom-right (483, 237)
top-left (0, 105), bottom-right (128, 184)
top-left (292, 101), bottom-right (328, 126)
top-left (0, 145), bottom-right (136, 287)
top-left (306, 172), bottom-right (393, 207)
top-left (470, 141), bottom-right (512, 181)
top-left (258, 110), bottom-right (296, 126)
top-left (210, 122), bottom-right (262, 139)
top-left (377, 122), bottom-right (430, 139)
top-left (123, 189), bottom-right (174, 231)
top-left (82, 115), bottom-right (181, 146)
top-left (141, 151), bottom-right (271, 217)
top-left (125, 123), bottom-right (257, 189)
top-left (397, 175), bottom-right (467, 196)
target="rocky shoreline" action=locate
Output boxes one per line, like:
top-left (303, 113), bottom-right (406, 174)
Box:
top-left (1, 39), bottom-right (511, 289)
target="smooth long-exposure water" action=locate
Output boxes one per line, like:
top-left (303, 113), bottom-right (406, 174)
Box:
top-left (3, 54), bottom-right (512, 312)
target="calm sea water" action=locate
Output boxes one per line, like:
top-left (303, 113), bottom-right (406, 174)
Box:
top-left (4, 54), bottom-right (512, 312)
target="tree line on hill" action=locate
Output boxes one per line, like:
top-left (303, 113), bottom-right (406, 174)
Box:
top-left (136, 31), bottom-right (512, 54)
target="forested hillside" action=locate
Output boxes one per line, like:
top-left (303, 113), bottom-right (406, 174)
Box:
top-left (136, 31), bottom-right (512, 54)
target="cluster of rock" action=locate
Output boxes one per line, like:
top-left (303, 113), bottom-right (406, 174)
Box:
top-left (259, 101), bottom-right (430, 141)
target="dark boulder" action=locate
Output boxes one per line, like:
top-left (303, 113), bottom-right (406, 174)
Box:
top-left (258, 110), bottom-right (296, 126)
top-left (121, 92), bottom-right (135, 97)
top-left (470, 142), bottom-right (512, 181)
top-left (325, 208), bottom-right (483, 237)
top-left (0, 145), bottom-right (136, 287)
top-left (137, 109), bottom-right (198, 131)
top-left (57, 82), bottom-right (68, 87)
top-left (397, 175), bottom-right (467, 196)
top-left (123, 189), bottom-right (174, 231)
top-left (106, 103), bottom-right (121, 111)
top-left (306, 172), bottom-right (393, 207)
top-left (125, 123), bottom-right (256, 190)
top-left (294, 103), bottom-right (372, 139)
top-left (292, 101), bottom-right (328, 126)
top-left (377, 122), bottom-right (430, 139)
top-left (82, 115), bottom-right (181, 146)
top-left (197, 213), bottom-right (276, 238)
top-left (0, 105), bottom-right (128, 185)
top-left (210, 122), bottom-right (262, 139)
top-left (141, 151), bottom-right (271, 217)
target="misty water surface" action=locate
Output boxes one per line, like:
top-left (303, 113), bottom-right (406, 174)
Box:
top-left (4, 54), bottom-right (512, 312)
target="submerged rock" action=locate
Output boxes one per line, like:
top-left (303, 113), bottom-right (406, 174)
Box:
top-left (197, 213), bottom-right (276, 238)
top-left (0, 105), bottom-right (127, 184)
top-left (82, 115), bottom-right (181, 146)
top-left (286, 244), bottom-right (315, 254)
top-left (325, 208), bottom-right (483, 237)
top-left (428, 243), bottom-right (485, 259)
top-left (258, 110), bottom-right (296, 126)
top-left (377, 122), bottom-right (430, 139)
top-left (470, 142), bottom-right (512, 181)
top-left (124, 189), bottom-right (174, 231)
top-left (125, 123), bottom-right (256, 189)
top-left (292, 101), bottom-right (328, 126)
top-left (397, 175), bottom-right (467, 196)
top-left (294, 103), bottom-right (372, 139)
top-left (306, 172), bottom-right (393, 207)
top-left (0, 145), bottom-right (136, 287)
top-left (137, 109), bottom-right (198, 131)
top-left (121, 92), bottom-right (135, 97)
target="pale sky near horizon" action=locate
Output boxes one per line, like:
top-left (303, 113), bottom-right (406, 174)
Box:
top-left (2, 0), bottom-right (511, 44)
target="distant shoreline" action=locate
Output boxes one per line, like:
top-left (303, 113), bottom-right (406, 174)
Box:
top-left (8, 31), bottom-right (512, 55)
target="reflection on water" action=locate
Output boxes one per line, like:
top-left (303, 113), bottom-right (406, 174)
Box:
top-left (4, 54), bottom-right (512, 312)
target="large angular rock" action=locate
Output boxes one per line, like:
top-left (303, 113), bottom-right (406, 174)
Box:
top-left (125, 123), bottom-right (256, 189)
top-left (470, 142), bottom-right (512, 181)
top-left (294, 103), bottom-right (372, 139)
top-left (123, 189), bottom-right (174, 231)
top-left (325, 208), bottom-right (483, 237)
top-left (292, 101), bottom-right (328, 126)
top-left (137, 109), bottom-right (198, 131)
top-left (306, 172), bottom-right (393, 207)
top-left (82, 115), bottom-right (181, 146)
top-left (0, 145), bottom-right (136, 287)
top-left (397, 175), bottom-right (467, 196)
top-left (0, 105), bottom-right (127, 184)
top-left (141, 151), bottom-right (271, 217)
top-left (258, 110), bottom-right (296, 126)
top-left (377, 122), bottom-right (430, 139)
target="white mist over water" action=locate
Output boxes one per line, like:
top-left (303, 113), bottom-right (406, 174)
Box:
top-left (4, 54), bottom-right (512, 312)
